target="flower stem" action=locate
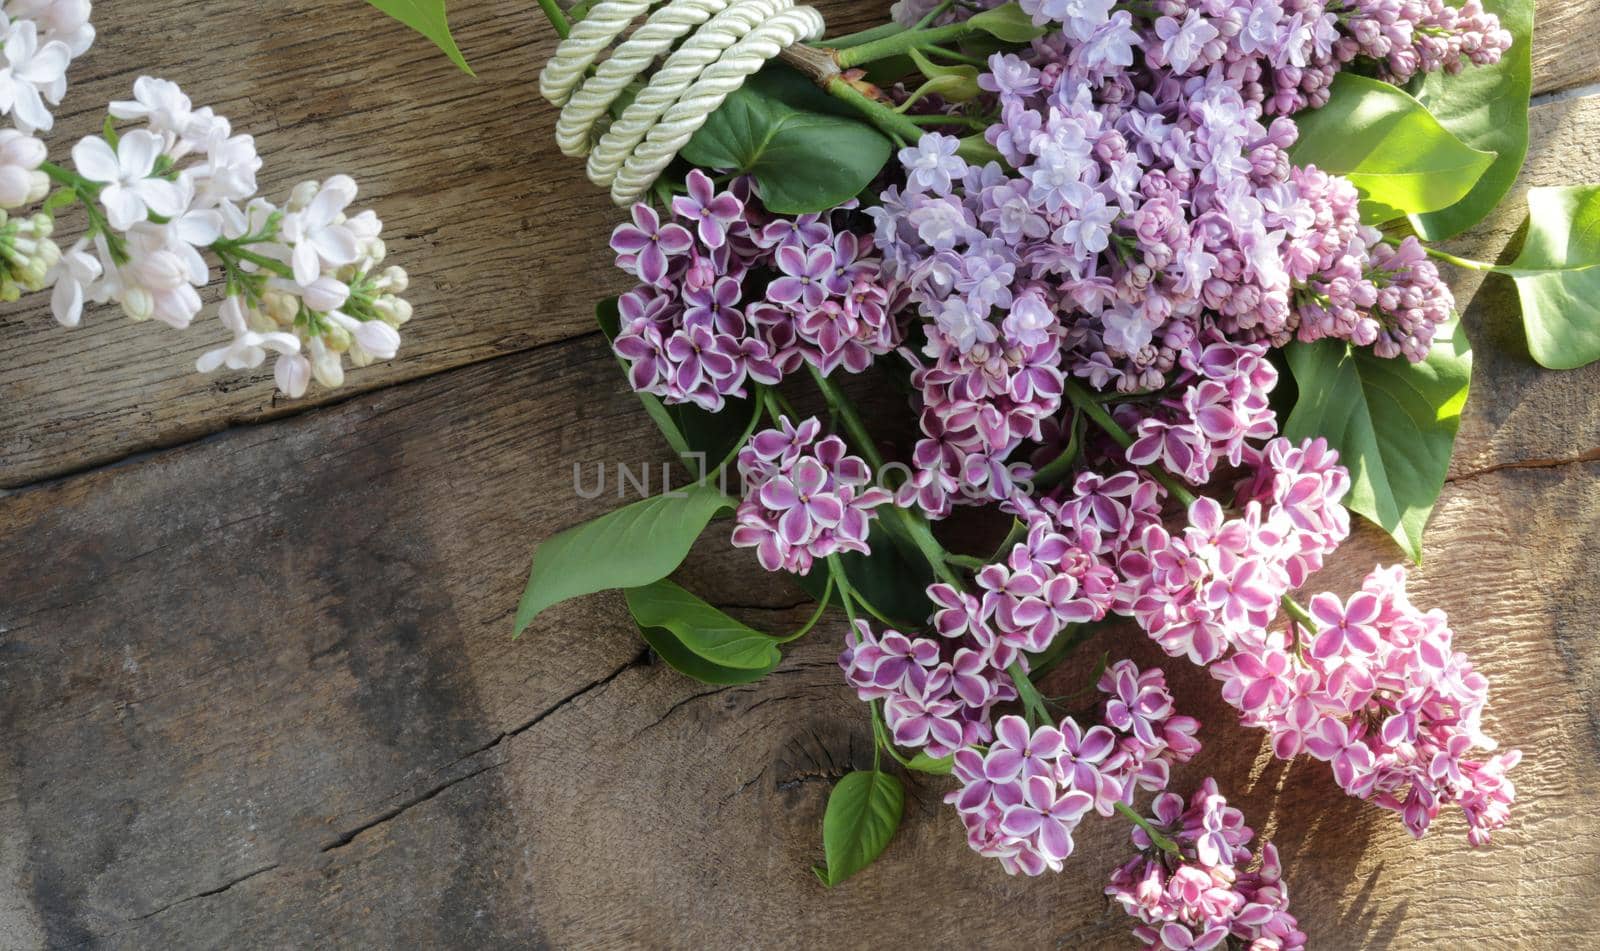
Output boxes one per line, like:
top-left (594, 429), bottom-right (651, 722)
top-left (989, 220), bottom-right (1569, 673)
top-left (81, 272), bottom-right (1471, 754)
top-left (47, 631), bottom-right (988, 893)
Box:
top-left (826, 22), bottom-right (907, 50)
top-left (835, 21), bottom-right (976, 68)
top-left (211, 240), bottom-right (294, 280)
top-left (780, 575), bottom-right (834, 643)
top-left (912, 0), bottom-right (957, 29)
top-left (1114, 801), bottom-right (1182, 856)
top-left (807, 364), bottom-right (886, 471)
top-left (1062, 380), bottom-right (1197, 505)
top-left (1382, 235), bottom-right (1495, 272)
top-left (534, 0), bottom-right (572, 39)
top-left (944, 553), bottom-right (989, 570)
top-left (822, 75), bottom-right (925, 146)
top-left (828, 554), bottom-right (860, 626)
top-left (1280, 594), bottom-right (1314, 628)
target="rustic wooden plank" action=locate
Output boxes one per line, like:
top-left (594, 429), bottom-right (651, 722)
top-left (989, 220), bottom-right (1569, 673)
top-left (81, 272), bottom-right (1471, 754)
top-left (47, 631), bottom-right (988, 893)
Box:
top-left (0, 0), bottom-right (883, 489)
top-left (1, 2), bottom-right (1596, 489)
top-left (1532, 0), bottom-right (1600, 100)
top-left (1446, 94), bottom-right (1600, 479)
top-left (2, 311), bottom-right (1597, 946)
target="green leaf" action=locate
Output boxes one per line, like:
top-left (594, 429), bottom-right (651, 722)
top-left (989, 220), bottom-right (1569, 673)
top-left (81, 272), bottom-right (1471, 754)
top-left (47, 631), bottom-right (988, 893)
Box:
top-left (904, 751), bottom-right (954, 775)
top-left (1290, 74), bottom-right (1494, 223)
top-left (637, 624), bottom-right (778, 685)
top-left (624, 579), bottom-right (782, 671)
top-left (794, 521), bottom-right (934, 628)
top-left (514, 483), bottom-right (734, 634)
top-left (682, 66), bottom-right (892, 215)
top-left (365, 0), bottom-right (474, 76)
top-left (1409, 0), bottom-right (1532, 240)
top-left (1284, 320), bottom-right (1472, 562)
top-left (1504, 185), bottom-right (1600, 369)
top-left (596, 298), bottom-right (756, 467)
top-left (967, 3), bottom-right (1048, 42)
top-left (814, 770), bottom-right (903, 887)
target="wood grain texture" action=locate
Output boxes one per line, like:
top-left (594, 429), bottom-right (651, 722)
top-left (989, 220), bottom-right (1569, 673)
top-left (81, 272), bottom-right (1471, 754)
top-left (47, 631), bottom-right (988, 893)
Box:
top-left (0, 0), bottom-right (883, 489)
top-left (1, 318), bottom-right (1596, 947)
top-left (1445, 96), bottom-right (1600, 479)
top-left (3, 4), bottom-right (1600, 948)
top-left (0, 0), bottom-right (1597, 489)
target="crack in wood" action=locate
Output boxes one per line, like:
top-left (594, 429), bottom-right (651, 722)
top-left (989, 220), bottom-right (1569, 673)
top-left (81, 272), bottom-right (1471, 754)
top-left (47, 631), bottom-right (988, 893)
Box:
top-left (1446, 448), bottom-right (1600, 484)
top-left (125, 862), bottom-right (281, 924)
top-left (318, 760), bottom-right (507, 855)
top-left (319, 646), bottom-right (651, 854)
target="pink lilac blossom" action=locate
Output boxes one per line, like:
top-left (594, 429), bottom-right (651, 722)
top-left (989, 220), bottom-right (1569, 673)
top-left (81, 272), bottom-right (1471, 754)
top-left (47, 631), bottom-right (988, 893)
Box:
top-left (944, 661), bottom-right (1199, 875)
top-left (610, 171), bottom-right (900, 411)
top-left (1123, 330), bottom-right (1279, 486)
top-left (731, 415), bottom-right (891, 574)
top-left (1107, 778), bottom-right (1306, 950)
top-left (1210, 564), bottom-right (1520, 845)
top-left (1101, 431), bottom-right (1517, 845)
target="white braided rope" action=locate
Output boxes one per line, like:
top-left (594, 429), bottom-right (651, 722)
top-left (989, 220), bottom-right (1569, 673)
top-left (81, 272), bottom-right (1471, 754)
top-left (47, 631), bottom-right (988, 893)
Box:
top-left (611, 6), bottom-right (823, 204)
top-left (538, 0), bottom-right (656, 107)
top-left (538, 0), bottom-right (825, 205)
top-left (554, 0), bottom-right (735, 157)
top-left (584, 0), bottom-right (787, 189)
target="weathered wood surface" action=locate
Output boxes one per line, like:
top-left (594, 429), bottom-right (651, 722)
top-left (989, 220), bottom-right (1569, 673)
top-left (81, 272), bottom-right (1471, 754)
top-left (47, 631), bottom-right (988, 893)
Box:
top-left (0, 0), bottom-right (1596, 489)
top-left (1, 4), bottom-right (1599, 950)
top-left (0, 0), bottom-right (884, 489)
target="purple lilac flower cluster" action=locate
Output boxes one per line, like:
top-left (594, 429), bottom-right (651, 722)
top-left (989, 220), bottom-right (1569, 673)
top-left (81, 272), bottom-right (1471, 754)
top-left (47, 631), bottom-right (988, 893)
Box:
top-left (610, 170), bottom-right (900, 411)
top-left (870, 0), bottom-right (1505, 499)
top-left (1021, 0), bottom-right (1509, 114)
top-left (1123, 331), bottom-right (1279, 486)
top-left (871, 37), bottom-right (1459, 508)
top-left (1107, 778), bottom-right (1306, 950)
top-left (839, 610), bottom-right (1018, 757)
top-left (1213, 564), bottom-right (1521, 845)
top-left (943, 662), bottom-right (1200, 876)
top-left (731, 416), bottom-right (892, 575)
top-left (1093, 435), bottom-right (1516, 844)
top-left (1116, 435), bottom-right (1352, 666)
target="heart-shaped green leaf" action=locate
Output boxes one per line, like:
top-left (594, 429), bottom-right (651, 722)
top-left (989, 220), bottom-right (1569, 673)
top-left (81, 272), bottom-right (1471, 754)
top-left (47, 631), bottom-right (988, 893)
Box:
top-left (682, 65), bottom-right (891, 215)
top-left (967, 3), bottom-right (1048, 41)
top-left (514, 483), bottom-right (733, 634)
top-left (365, 0), bottom-right (473, 75)
top-left (814, 769), bottom-right (904, 887)
top-left (1290, 74), bottom-right (1494, 223)
top-left (1408, 0), bottom-right (1532, 241)
top-left (1503, 185), bottom-right (1600, 369)
top-left (625, 579), bottom-right (782, 671)
top-left (1284, 320), bottom-right (1472, 562)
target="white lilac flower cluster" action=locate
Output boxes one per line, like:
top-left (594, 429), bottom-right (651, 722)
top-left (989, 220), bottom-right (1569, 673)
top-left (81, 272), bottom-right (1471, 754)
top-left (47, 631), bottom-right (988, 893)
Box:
top-left (0, 4), bottom-right (412, 396)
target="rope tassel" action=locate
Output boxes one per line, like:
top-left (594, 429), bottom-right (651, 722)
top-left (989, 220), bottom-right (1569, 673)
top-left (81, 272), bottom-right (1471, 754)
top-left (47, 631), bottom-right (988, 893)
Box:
top-left (539, 0), bottom-right (826, 205)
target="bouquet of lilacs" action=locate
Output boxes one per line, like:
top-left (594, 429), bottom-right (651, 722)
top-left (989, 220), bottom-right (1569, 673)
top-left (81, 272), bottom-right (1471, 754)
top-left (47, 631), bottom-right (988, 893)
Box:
top-left (0, 1), bottom-right (414, 395)
top-left (384, 0), bottom-right (1573, 943)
